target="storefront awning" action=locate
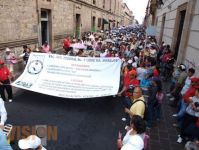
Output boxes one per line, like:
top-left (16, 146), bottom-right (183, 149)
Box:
top-left (103, 18), bottom-right (109, 24)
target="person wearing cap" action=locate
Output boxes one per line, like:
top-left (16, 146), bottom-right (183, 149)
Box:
top-left (118, 69), bottom-right (139, 125)
top-left (0, 60), bottom-right (13, 102)
top-left (118, 69), bottom-right (139, 98)
top-left (169, 64), bottom-right (187, 106)
top-left (0, 128), bottom-right (13, 150)
top-left (172, 68), bottom-right (195, 118)
top-left (18, 135), bottom-right (46, 150)
top-left (123, 59), bottom-right (133, 77)
top-left (4, 48), bottom-right (17, 75)
top-left (177, 88), bottom-right (199, 143)
top-left (173, 77), bottom-right (199, 128)
top-left (117, 115), bottom-right (146, 150)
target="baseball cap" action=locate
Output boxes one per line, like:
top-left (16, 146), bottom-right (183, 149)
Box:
top-left (18, 135), bottom-right (44, 149)
top-left (178, 64), bottom-right (186, 71)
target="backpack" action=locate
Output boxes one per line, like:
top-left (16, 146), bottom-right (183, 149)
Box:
top-left (132, 99), bottom-right (148, 121)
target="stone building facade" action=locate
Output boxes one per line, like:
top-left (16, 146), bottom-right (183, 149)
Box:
top-left (121, 3), bottom-right (133, 26)
top-left (145, 0), bottom-right (199, 75)
top-left (0, 0), bottom-right (133, 53)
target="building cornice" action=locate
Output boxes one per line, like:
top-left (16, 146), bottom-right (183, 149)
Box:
top-left (68, 0), bottom-right (121, 18)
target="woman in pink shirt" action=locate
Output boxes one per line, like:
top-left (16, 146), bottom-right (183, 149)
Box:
top-left (42, 41), bottom-right (51, 53)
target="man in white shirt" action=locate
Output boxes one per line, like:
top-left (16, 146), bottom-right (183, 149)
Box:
top-left (0, 97), bottom-right (7, 128)
top-left (0, 98), bottom-right (11, 150)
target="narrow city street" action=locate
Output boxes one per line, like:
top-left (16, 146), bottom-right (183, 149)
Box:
top-left (7, 85), bottom-right (184, 150)
top-left (0, 0), bottom-right (199, 150)
top-left (7, 89), bottom-right (124, 150)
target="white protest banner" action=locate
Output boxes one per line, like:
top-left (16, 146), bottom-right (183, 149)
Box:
top-left (12, 53), bottom-right (122, 99)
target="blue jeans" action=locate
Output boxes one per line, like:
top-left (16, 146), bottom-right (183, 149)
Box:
top-left (177, 100), bottom-right (188, 119)
top-left (170, 78), bottom-right (176, 92)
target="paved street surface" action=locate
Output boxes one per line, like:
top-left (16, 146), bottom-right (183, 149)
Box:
top-left (6, 82), bottom-right (184, 150)
top-left (7, 89), bottom-right (124, 150)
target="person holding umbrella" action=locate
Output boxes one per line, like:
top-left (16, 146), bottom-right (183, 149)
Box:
top-left (0, 60), bottom-right (13, 102)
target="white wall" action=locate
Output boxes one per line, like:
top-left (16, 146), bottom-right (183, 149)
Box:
top-left (156, 0), bottom-right (199, 76)
top-left (183, 0), bottom-right (199, 75)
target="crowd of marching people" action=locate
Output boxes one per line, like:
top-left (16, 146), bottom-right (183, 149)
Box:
top-left (61, 25), bottom-right (199, 149)
top-left (0, 25), bottom-right (199, 150)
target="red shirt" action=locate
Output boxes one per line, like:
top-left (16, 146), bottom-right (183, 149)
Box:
top-left (183, 86), bottom-right (197, 103)
top-left (0, 66), bottom-right (10, 81)
top-left (124, 78), bottom-right (140, 97)
top-left (153, 69), bottom-right (159, 77)
top-left (63, 38), bottom-right (71, 49)
top-left (162, 53), bottom-right (171, 63)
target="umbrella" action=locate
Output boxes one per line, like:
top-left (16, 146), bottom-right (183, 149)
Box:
top-left (73, 43), bottom-right (86, 49)
top-left (104, 39), bottom-right (115, 43)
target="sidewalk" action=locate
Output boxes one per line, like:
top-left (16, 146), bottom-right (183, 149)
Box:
top-left (147, 80), bottom-right (184, 150)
